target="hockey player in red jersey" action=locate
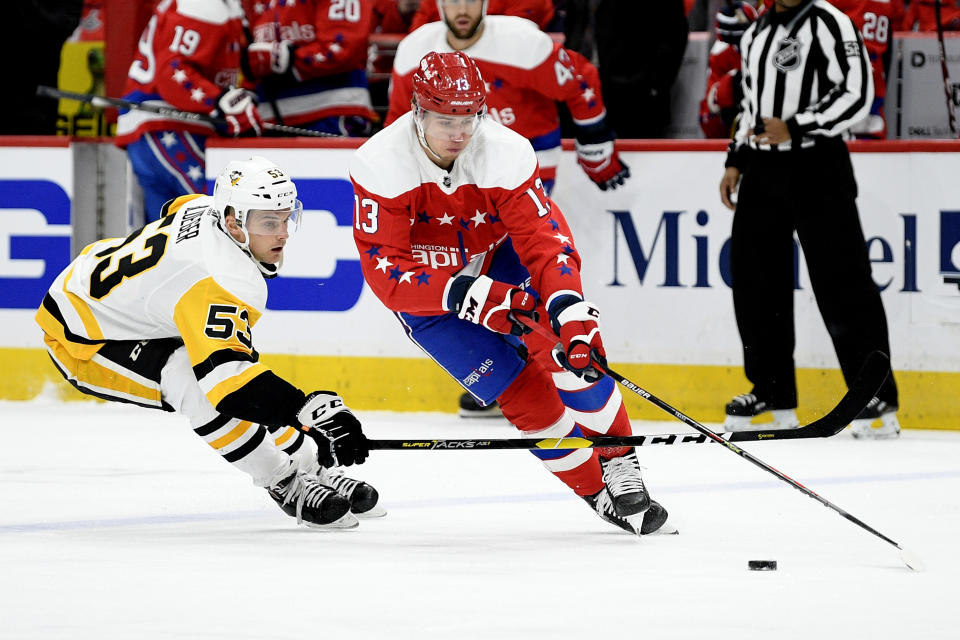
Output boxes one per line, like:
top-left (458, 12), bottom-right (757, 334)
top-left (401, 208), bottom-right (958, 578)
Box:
top-left (37, 156), bottom-right (380, 529)
top-left (242, 0), bottom-right (378, 135)
top-left (116, 0), bottom-right (264, 222)
top-left (699, 1), bottom-right (758, 139)
top-left (831, 0), bottom-right (906, 138)
top-left (387, 0), bottom-right (629, 418)
top-left (386, 0), bottom-right (629, 197)
top-left (352, 51), bottom-right (671, 536)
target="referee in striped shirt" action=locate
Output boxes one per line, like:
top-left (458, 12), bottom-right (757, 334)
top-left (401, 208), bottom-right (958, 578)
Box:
top-left (718, 0), bottom-right (899, 435)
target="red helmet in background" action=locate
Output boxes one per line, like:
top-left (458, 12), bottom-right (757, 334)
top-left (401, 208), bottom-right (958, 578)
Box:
top-left (412, 51), bottom-right (486, 116)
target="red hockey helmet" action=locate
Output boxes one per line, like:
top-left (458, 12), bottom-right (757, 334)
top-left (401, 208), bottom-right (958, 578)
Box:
top-left (412, 51), bottom-right (486, 116)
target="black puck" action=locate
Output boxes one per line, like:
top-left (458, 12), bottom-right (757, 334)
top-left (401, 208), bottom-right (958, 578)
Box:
top-left (747, 560), bottom-right (777, 571)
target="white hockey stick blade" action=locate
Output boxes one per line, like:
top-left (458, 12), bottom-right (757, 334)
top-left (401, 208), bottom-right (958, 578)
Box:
top-left (899, 547), bottom-right (925, 572)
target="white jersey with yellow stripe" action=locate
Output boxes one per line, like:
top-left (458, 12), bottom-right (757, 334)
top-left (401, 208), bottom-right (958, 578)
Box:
top-left (36, 194), bottom-right (271, 408)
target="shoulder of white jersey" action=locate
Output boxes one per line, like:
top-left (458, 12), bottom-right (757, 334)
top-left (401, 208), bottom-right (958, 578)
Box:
top-left (393, 22), bottom-right (449, 75)
top-left (350, 113), bottom-right (422, 198)
top-left (173, 0), bottom-right (240, 25)
top-left (468, 16), bottom-right (553, 71)
top-left (195, 203), bottom-right (268, 312)
top-left (467, 118), bottom-right (538, 190)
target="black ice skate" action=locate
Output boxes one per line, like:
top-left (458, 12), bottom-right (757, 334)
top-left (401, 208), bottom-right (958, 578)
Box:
top-left (318, 466), bottom-right (387, 518)
top-left (599, 449), bottom-right (651, 516)
top-left (583, 491), bottom-right (675, 536)
top-left (724, 393), bottom-right (798, 432)
top-left (850, 397), bottom-right (901, 439)
top-left (458, 392), bottom-right (504, 419)
top-left (267, 472), bottom-right (357, 528)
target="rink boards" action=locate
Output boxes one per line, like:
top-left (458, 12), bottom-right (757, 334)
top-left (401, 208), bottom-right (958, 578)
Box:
top-left (1, 139), bottom-right (958, 428)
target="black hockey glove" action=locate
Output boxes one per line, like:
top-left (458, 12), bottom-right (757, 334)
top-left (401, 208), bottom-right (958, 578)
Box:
top-left (296, 391), bottom-right (369, 467)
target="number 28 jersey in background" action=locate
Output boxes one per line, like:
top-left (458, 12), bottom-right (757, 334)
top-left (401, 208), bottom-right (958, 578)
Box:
top-left (35, 195), bottom-right (271, 408)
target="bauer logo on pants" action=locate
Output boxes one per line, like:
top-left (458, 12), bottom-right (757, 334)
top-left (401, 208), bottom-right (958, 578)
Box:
top-left (940, 210), bottom-right (960, 277)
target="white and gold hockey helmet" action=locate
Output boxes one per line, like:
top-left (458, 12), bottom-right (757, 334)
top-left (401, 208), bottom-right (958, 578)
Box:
top-left (212, 156), bottom-right (303, 276)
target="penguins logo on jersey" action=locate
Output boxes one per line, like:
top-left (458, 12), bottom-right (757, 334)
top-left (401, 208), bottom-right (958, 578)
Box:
top-left (774, 37), bottom-right (802, 72)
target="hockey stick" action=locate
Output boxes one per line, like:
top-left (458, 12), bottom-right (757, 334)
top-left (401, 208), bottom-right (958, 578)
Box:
top-left (36, 86), bottom-right (335, 138)
top-left (368, 348), bottom-right (887, 451)
top-left (511, 316), bottom-right (921, 570)
top-left (935, 0), bottom-right (958, 135)
top-left (372, 430), bottom-right (805, 452)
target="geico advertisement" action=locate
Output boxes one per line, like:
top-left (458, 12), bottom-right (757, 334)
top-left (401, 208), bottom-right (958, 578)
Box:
top-left (2, 145), bottom-right (958, 372)
top-left (0, 146), bottom-right (72, 348)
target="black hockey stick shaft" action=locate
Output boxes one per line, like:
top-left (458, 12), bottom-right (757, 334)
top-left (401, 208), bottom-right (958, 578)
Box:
top-left (372, 430), bottom-right (766, 451)
top-left (36, 86), bottom-right (335, 138)
top-left (514, 316), bottom-right (919, 566)
top-left (935, 0), bottom-right (958, 134)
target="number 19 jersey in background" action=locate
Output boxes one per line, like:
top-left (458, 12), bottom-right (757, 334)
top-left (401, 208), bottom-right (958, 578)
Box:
top-left (36, 195), bottom-right (271, 408)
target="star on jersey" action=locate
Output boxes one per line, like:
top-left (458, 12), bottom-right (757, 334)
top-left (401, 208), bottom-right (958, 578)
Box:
top-left (160, 131), bottom-right (177, 148)
top-left (190, 87), bottom-right (206, 103)
top-left (398, 271), bottom-right (414, 284)
top-left (438, 213), bottom-right (455, 226)
top-left (375, 257), bottom-right (393, 273)
top-left (459, 217), bottom-right (471, 230)
top-left (558, 264), bottom-right (573, 276)
top-left (253, 1), bottom-right (266, 13)
top-left (556, 254), bottom-right (570, 264)
top-left (187, 165), bottom-right (203, 182)
top-left (417, 212), bottom-right (432, 224)
top-left (547, 218), bottom-right (559, 231)
top-left (470, 210), bottom-right (488, 226)
top-left (388, 266), bottom-right (403, 281)
top-left (415, 272), bottom-right (431, 286)
top-left (364, 245), bottom-right (381, 259)
top-left (553, 232), bottom-right (571, 245)
top-left (582, 87), bottom-right (595, 102)
top-left (172, 69), bottom-right (187, 84)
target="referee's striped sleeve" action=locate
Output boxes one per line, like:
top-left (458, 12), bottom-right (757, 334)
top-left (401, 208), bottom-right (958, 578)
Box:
top-left (789, 7), bottom-right (873, 137)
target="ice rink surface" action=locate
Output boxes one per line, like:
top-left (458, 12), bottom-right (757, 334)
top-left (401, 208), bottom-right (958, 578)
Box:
top-left (1, 398), bottom-right (957, 640)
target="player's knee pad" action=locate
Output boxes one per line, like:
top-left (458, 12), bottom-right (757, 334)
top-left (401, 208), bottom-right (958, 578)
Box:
top-left (553, 371), bottom-right (627, 436)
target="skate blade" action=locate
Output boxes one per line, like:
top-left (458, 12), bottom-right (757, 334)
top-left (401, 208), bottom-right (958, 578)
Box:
top-left (851, 414), bottom-right (901, 440)
top-left (304, 512), bottom-right (359, 530)
top-left (355, 505), bottom-right (387, 518)
top-left (643, 521), bottom-right (679, 536)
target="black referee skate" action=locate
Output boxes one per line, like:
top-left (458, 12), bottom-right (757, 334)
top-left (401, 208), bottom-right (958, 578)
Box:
top-left (458, 392), bottom-right (504, 418)
top-left (267, 472), bottom-right (357, 528)
top-left (318, 466), bottom-right (387, 518)
top-left (724, 393), bottom-right (798, 432)
top-left (599, 449), bottom-right (651, 516)
top-left (850, 397), bottom-right (901, 439)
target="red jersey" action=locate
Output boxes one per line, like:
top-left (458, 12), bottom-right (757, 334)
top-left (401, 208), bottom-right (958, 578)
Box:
top-left (410, 0), bottom-right (556, 31)
top-left (831, 0), bottom-right (905, 137)
top-left (243, 0), bottom-right (376, 125)
top-left (386, 16), bottom-right (605, 184)
top-left (350, 113), bottom-right (584, 316)
top-left (371, 0), bottom-right (416, 34)
top-left (699, 41), bottom-right (742, 139)
top-left (116, 0), bottom-right (247, 145)
top-left (903, 0), bottom-right (960, 31)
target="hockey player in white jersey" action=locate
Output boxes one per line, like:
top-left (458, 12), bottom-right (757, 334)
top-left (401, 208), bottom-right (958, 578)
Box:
top-left (36, 156), bottom-right (381, 529)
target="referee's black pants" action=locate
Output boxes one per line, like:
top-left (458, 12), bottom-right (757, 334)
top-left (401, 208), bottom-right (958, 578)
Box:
top-left (730, 138), bottom-right (898, 409)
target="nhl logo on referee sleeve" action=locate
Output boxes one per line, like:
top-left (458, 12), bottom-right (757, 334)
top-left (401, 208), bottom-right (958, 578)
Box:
top-left (844, 41), bottom-right (860, 58)
top-left (774, 37), bottom-right (802, 72)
